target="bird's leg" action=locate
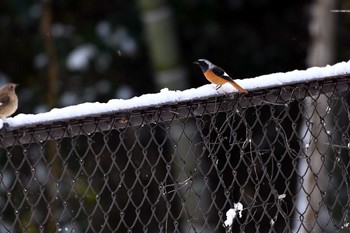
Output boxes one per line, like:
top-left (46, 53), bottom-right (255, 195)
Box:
top-left (216, 84), bottom-right (221, 90)
top-left (0, 119), bottom-right (9, 132)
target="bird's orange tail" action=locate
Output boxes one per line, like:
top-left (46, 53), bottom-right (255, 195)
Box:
top-left (229, 81), bottom-right (248, 93)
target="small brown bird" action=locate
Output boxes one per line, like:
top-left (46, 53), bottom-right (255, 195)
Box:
top-left (0, 83), bottom-right (18, 118)
top-left (194, 59), bottom-right (248, 93)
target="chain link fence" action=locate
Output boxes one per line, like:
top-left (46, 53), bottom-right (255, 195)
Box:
top-left (0, 76), bottom-right (350, 232)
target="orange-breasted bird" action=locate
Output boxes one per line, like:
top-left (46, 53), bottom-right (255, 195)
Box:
top-left (194, 59), bottom-right (248, 93)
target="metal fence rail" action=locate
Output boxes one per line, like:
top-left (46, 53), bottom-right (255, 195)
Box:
top-left (0, 75), bottom-right (350, 232)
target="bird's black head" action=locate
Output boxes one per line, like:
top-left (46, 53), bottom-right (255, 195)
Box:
top-left (193, 59), bottom-right (212, 73)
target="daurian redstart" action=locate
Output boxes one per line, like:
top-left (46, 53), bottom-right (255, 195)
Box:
top-left (0, 83), bottom-right (18, 118)
top-left (194, 59), bottom-right (248, 93)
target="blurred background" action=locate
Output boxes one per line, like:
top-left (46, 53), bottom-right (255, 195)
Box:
top-left (0, 0), bottom-right (349, 115)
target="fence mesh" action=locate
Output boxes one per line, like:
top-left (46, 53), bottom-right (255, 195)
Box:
top-left (0, 76), bottom-right (350, 232)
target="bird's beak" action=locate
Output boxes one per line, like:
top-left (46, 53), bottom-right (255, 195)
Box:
top-left (193, 61), bottom-right (199, 65)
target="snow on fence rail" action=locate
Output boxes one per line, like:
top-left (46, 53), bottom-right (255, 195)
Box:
top-left (0, 61), bottom-right (350, 232)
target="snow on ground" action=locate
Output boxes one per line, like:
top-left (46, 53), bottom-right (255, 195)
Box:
top-left (3, 60), bottom-right (350, 129)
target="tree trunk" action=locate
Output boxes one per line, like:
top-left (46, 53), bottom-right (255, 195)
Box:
top-left (295, 0), bottom-right (335, 231)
